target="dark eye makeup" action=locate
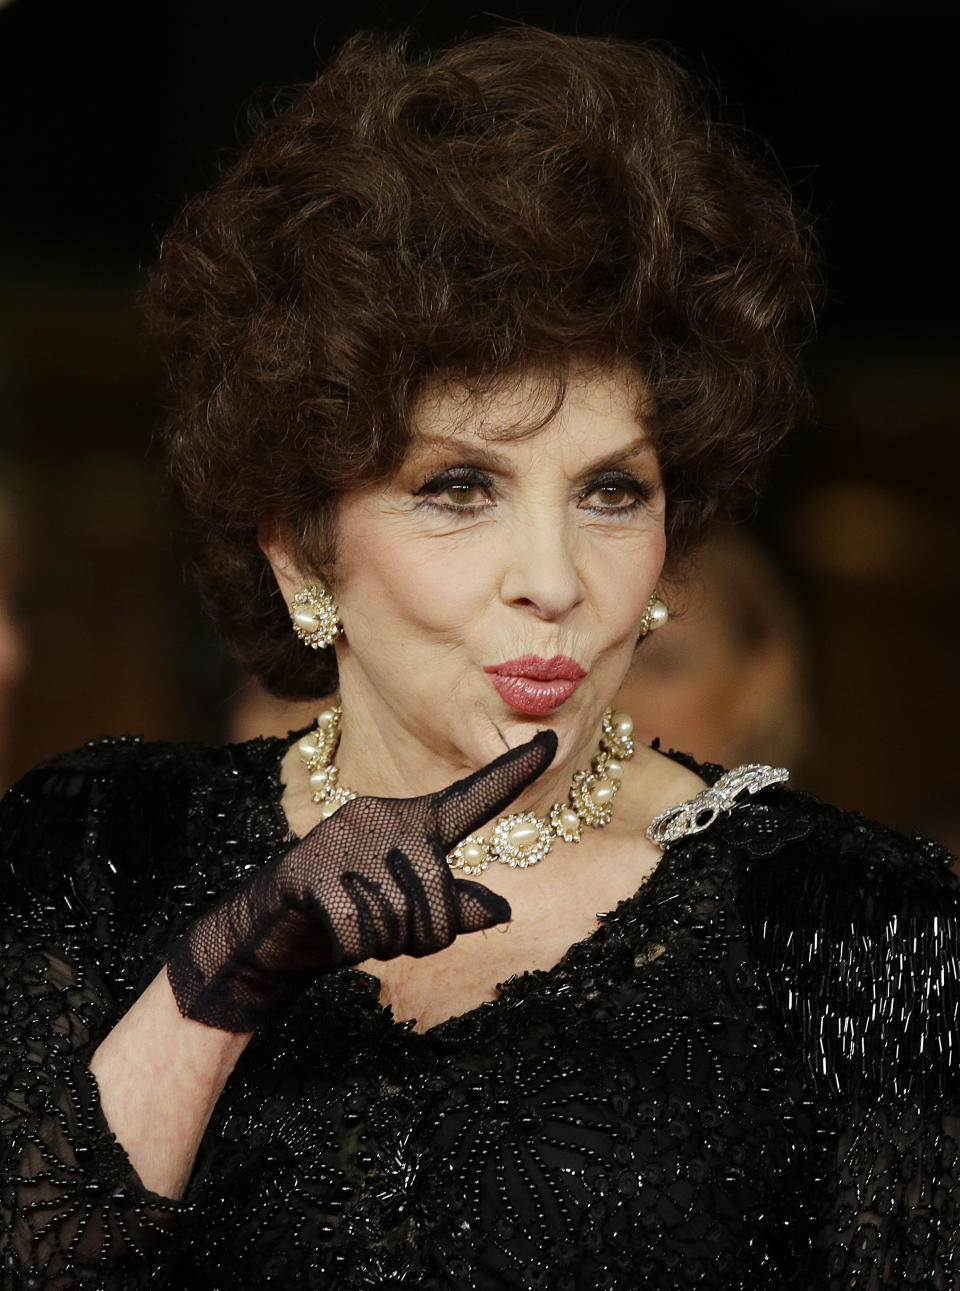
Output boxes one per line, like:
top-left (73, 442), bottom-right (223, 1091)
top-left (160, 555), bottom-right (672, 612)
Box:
top-left (412, 466), bottom-right (495, 512)
top-left (412, 465), bottom-right (655, 517)
top-left (581, 470), bottom-right (656, 512)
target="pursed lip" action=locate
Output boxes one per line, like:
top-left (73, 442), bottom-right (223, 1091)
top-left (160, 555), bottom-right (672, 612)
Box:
top-left (483, 655), bottom-right (587, 715)
top-left (484, 654), bottom-right (587, 681)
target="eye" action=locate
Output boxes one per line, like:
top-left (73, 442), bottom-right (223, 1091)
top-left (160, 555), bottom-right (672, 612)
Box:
top-left (580, 472), bottom-right (655, 514)
top-left (413, 466), bottom-right (495, 514)
top-left (438, 481), bottom-right (488, 506)
top-left (588, 483), bottom-right (635, 507)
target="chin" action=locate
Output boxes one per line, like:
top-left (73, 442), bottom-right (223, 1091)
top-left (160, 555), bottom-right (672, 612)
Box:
top-left (486, 694), bottom-right (606, 752)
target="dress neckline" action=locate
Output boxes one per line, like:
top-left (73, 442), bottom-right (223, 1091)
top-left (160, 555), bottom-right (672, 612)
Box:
top-left (261, 728), bottom-right (787, 1042)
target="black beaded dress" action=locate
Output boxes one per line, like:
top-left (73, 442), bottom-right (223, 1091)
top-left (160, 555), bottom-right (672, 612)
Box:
top-left (1, 733), bottom-right (959, 1290)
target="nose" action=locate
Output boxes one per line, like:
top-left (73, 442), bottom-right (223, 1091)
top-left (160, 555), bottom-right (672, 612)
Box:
top-left (499, 515), bottom-right (585, 621)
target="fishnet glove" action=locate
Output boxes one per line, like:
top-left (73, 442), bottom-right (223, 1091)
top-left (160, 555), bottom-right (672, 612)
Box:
top-left (166, 731), bottom-right (557, 1031)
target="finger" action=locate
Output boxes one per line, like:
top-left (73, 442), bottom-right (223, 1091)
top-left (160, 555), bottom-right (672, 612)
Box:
top-left (431, 730), bottom-right (558, 851)
top-left (385, 848), bottom-right (456, 956)
top-left (454, 879), bottom-right (512, 934)
top-left (339, 871), bottom-right (402, 962)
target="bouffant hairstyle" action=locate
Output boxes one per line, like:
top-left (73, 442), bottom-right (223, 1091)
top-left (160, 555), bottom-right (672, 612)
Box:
top-left (149, 28), bottom-right (818, 700)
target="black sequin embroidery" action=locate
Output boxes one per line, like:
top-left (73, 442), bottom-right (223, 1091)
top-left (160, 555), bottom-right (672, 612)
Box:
top-left (2, 736), bottom-right (958, 1288)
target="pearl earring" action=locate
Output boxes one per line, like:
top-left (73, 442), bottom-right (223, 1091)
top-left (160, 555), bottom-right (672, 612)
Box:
top-left (639, 595), bottom-right (669, 637)
top-left (290, 584), bottom-right (342, 649)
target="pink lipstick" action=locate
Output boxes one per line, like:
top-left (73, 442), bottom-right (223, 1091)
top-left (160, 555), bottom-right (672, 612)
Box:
top-left (484, 655), bottom-right (587, 715)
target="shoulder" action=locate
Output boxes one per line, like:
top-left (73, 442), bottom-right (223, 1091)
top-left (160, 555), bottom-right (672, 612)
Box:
top-left (0, 733), bottom-right (288, 915)
top-left (727, 781), bottom-right (958, 922)
top-left (725, 783), bottom-right (960, 1105)
top-left (0, 732), bottom-right (284, 837)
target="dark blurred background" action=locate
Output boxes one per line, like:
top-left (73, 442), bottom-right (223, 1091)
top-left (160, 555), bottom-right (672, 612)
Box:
top-left (1, 0), bottom-right (957, 836)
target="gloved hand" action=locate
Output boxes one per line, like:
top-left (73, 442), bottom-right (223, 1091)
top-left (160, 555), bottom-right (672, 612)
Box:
top-left (166, 730), bottom-right (557, 1031)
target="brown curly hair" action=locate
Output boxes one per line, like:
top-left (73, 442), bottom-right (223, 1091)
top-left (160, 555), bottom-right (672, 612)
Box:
top-left (148, 28), bottom-right (818, 700)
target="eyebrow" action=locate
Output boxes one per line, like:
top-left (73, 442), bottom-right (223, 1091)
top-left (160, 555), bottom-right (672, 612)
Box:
top-left (577, 437), bottom-right (657, 480)
top-left (413, 434), bottom-right (656, 481)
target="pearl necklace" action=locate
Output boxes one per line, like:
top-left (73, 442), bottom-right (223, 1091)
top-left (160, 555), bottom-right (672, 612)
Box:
top-left (297, 704), bottom-right (636, 874)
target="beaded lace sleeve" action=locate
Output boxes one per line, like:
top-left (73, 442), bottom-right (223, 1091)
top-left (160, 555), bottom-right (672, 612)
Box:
top-left (0, 761), bottom-right (184, 1288)
top-left (738, 802), bottom-right (960, 1288)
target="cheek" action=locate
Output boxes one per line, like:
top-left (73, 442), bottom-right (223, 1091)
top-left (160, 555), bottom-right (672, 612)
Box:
top-left (337, 519), bottom-right (485, 645)
top-left (335, 497), bottom-right (666, 654)
top-left (588, 529), bottom-right (665, 632)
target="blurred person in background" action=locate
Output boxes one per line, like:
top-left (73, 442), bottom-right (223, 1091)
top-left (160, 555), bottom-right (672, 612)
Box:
top-left (0, 469), bottom-right (26, 783)
top-left (1, 29), bottom-right (958, 1290)
top-left (621, 527), bottom-right (812, 774)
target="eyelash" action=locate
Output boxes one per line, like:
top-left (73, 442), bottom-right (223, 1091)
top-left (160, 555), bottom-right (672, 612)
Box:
top-left (412, 466), bottom-right (655, 517)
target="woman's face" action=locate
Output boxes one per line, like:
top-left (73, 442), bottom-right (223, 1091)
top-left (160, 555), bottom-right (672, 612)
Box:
top-left (269, 363), bottom-right (666, 781)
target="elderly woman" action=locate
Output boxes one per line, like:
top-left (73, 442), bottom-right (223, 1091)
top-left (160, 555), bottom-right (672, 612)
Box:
top-left (2, 29), bottom-right (958, 1291)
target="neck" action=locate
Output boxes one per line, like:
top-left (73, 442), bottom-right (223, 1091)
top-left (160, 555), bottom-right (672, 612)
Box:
top-left (330, 677), bottom-right (609, 824)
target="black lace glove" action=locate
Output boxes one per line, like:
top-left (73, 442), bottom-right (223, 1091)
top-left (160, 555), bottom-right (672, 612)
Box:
top-left (166, 730), bottom-right (557, 1031)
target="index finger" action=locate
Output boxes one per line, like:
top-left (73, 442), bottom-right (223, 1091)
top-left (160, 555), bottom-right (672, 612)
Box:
top-left (430, 730), bottom-right (558, 851)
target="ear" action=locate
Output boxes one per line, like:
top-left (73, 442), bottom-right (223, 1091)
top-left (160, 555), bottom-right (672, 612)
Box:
top-left (257, 516), bottom-right (302, 605)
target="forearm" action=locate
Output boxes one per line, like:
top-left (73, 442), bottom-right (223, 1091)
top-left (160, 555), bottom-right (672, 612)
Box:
top-left (89, 968), bottom-right (252, 1199)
